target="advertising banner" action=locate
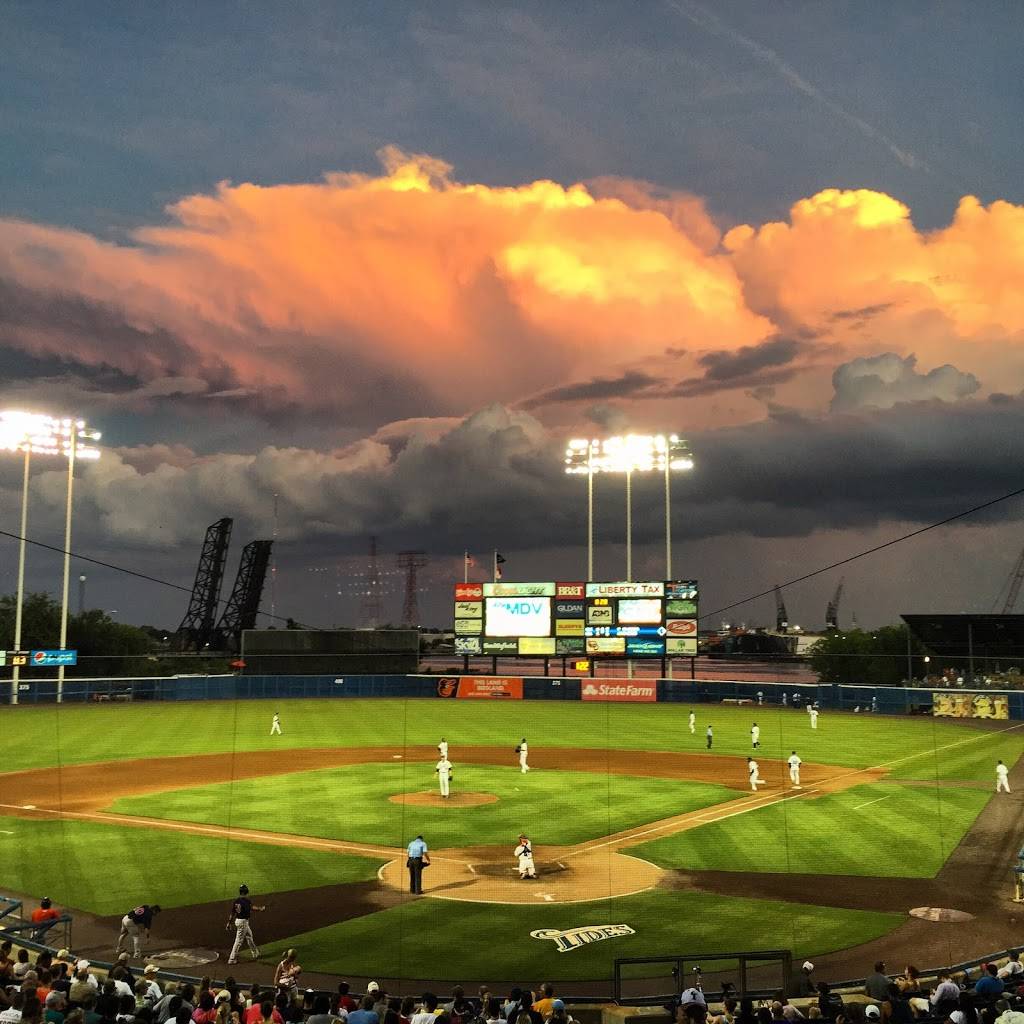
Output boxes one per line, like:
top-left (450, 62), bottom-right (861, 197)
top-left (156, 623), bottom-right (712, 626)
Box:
top-left (933, 692), bottom-right (1009, 720)
top-left (555, 600), bottom-right (585, 617)
top-left (455, 583), bottom-right (483, 600)
top-left (666, 637), bottom-right (697, 655)
top-left (665, 581), bottom-right (699, 599)
top-left (586, 581), bottom-right (664, 598)
top-left (519, 637), bottom-right (556, 656)
top-left (482, 638), bottom-right (518, 655)
top-left (617, 598), bottom-right (664, 624)
top-left (455, 636), bottom-right (483, 655)
top-left (555, 619), bottom-right (585, 636)
top-left (666, 599), bottom-right (697, 616)
top-left (586, 636), bottom-right (626, 655)
top-left (587, 606), bottom-right (614, 625)
top-left (581, 680), bottom-right (657, 702)
top-left (32, 649), bottom-right (77, 666)
top-left (483, 582), bottom-right (556, 597)
top-left (626, 638), bottom-right (665, 656)
top-left (455, 618), bottom-right (483, 634)
top-left (665, 619), bottom-right (698, 636)
top-left (555, 582), bottom-right (586, 598)
top-left (455, 600), bottom-right (483, 617)
top-left (457, 676), bottom-right (524, 699)
top-left (555, 637), bottom-right (585, 654)
top-left (485, 597), bottom-right (551, 637)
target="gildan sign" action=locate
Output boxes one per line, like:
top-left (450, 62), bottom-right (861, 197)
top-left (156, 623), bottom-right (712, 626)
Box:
top-left (581, 680), bottom-right (657, 702)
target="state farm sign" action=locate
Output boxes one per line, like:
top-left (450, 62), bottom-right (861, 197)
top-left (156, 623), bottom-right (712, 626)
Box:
top-left (581, 680), bottom-right (657, 703)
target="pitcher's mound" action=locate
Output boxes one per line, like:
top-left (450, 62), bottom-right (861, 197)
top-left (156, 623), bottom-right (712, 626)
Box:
top-left (389, 792), bottom-right (498, 807)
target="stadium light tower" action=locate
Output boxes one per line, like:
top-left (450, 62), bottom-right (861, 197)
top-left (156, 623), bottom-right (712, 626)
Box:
top-left (0, 412), bottom-right (99, 705)
top-left (565, 434), bottom-right (693, 581)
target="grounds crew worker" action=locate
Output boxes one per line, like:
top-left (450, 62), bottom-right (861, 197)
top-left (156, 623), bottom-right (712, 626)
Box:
top-left (407, 835), bottom-right (429, 894)
top-left (226, 884), bottom-right (264, 964)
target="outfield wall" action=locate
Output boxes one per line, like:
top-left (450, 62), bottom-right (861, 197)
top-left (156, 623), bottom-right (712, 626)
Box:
top-left (8, 671), bottom-right (1024, 717)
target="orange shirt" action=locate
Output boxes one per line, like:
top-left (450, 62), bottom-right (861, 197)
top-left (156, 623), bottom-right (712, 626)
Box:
top-left (32, 908), bottom-right (60, 923)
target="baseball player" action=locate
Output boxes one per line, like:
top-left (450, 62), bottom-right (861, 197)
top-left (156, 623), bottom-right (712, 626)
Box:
top-left (514, 834), bottom-right (537, 879)
top-left (782, 693), bottom-right (788, 707)
top-left (688, 711), bottom-right (695, 735)
top-left (116, 904), bottom-right (161, 959)
top-left (436, 756), bottom-right (453, 798)
top-left (747, 757), bottom-right (766, 791)
top-left (517, 738), bottom-right (529, 773)
top-left (787, 750), bottom-right (802, 788)
top-left (225, 884), bottom-right (264, 964)
top-left (997, 760), bottom-right (1011, 793)
top-left (809, 706), bottom-right (819, 729)
top-left (438, 737), bottom-right (449, 758)
top-left (270, 712), bottom-right (282, 736)
top-left (751, 723), bottom-right (760, 749)
top-left (706, 724), bottom-right (713, 750)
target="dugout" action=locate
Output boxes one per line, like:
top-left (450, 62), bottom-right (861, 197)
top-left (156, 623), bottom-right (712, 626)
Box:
top-left (240, 628), bottom-right (419, 675)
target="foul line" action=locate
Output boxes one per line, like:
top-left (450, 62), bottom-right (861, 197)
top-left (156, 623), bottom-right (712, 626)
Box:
top-left (853, 795), bottom-right (892, 810)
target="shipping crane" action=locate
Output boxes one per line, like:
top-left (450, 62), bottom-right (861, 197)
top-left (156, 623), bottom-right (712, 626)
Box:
top-left (774, 585), bottom-right (789, 633)
top-left (825, 578), bottom-right (844, 632)
top-left (995, 547), bottom-right (1024, 613)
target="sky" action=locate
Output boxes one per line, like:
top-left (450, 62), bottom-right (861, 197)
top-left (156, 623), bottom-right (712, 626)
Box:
top-left (1, 0), bottom-right (1023, 632)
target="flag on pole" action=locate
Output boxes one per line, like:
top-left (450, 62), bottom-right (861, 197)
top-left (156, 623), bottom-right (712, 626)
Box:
top-left (463, 551), bottom-right (476, 584)
top-left (494, 551), bottom-right (507, 581)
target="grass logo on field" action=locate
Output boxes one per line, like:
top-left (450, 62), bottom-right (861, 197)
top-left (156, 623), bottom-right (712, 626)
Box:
top-left (530, 924), bottom-right (635, 953)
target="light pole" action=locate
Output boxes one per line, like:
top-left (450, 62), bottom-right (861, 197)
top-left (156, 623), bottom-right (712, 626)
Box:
top-left (0, 412), bottom-right (76, 706)
top-left (54, 420), bottom-right (101, 703)
top-left (565, 439), bottom-right (600, 580)
top-left (660, 435), bottom-right (694, 580)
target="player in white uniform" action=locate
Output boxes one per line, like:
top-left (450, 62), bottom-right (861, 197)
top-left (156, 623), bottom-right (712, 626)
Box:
top-left (809, 707), bottom-right (819, 729)
top-left (751, 723), bottom-right (760, 749)
top-left (514, 834), bottom-right (537, 879)
top-left (436, 757), bottom-right (453, 798)
top-left (997, 760), bottom-right (1011, 793)
top-left (438, 738), bottom-right (449, 758)
top-left (270, 712), bottom-right (282, 736)
top-left (787, 750), bottom-right (802, 788)
top-left (747, 757), bottom-right (765, 791)
top-left (688, 711), bottom-right (696, 734)
top-left (518, 738), bottom-right (529, 773)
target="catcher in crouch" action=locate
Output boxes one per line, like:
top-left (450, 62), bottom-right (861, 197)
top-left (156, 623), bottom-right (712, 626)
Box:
top-left (514, 834), bottom-right (537, 879)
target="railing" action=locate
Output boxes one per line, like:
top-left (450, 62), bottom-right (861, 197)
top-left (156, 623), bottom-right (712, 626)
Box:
top-left (0, 896), bottom-right (73, 952)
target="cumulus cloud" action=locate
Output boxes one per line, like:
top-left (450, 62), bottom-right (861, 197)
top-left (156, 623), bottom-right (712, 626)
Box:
top-left (831, 353), bottom-right (980, 412)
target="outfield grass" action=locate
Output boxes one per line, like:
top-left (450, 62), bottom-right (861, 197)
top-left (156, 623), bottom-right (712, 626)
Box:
top-left (261, 888), bottom-right (903, 982)
top-left (107, 765), bottom-right (738, 847)
top-left (2, 699), bottom-right (1020, 783)
top-left (0, 815), bottom-right (383, 914)
top-left (632, 782), bottom-right (992, 877)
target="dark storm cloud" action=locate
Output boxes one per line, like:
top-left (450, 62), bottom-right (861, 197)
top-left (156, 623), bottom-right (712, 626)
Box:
top-left (698, 336), bottom-right (802, 381)
top-left (519, 370), bottom-right (664, 409)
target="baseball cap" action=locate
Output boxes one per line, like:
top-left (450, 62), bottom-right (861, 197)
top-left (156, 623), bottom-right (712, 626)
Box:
top-left (144, 964), bottom-right (159, 975)
top-left (552, 1002), bottom-right (565, 1011)
top-left (802, 961), bottom-right (814, 972)
top-left (216, 992), bottom-right (231, 1003)
top-left (367, 982), bottom-right (380, 993)
top-left (679, 988), bottom-right (706, 1007)
top-left (76, 960), bottom-right (91, 971)
top-left (239, 884), bottom-right (249, 894)
top-left (865, 1007), bottom-right (880, 1020)
top-left (949, 1012), bottom-right (965, 1024)
top-left (56, 949), bottom-right (71, 962)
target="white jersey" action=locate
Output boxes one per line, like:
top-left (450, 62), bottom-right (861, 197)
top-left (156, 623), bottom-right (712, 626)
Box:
top-left (751, 726), bottom-right (760, 743)
top-left (998, 764), bottom-right (1009, 780)
top-left (438, 740), bottom-right (448, 758)
top-left (436, 758), bottom-right (452, 779)
top-left (749, 760), bottom-right (760, 776)
top-left (788, 754), bottom-right (802, 769)
top-left (688, 713), bottom-right (695, 733)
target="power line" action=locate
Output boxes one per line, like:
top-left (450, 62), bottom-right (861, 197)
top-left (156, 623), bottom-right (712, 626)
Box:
top-left (700, 483), bottom-right (1024, 622)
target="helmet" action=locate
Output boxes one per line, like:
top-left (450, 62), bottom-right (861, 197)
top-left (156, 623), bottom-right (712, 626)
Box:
top-left (239, 884), bottom-right (249, 895)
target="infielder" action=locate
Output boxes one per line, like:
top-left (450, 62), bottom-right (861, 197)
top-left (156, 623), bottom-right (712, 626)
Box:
top-left (688, 711), bottom-right (695, 735)
top-left (225, 884), bottom-right (264, 964)
top-left (514, 834), bottom-right (537, 879)
top-left (809, 707), bottom-right (819, 729)
top-left (788, 750), bottom-right (802, 788)
top-left (997, 760), bottom-right (1011, 793)
top-left (751, 723), bottom-right (760, 749)
top-left (517, 738), bottom-right (529, 773)
top-left (706, 725), bottom-right (713, 749)
top-left (436, 756), bottom-right (453, 798)
top-left (747, 757), bottom-right (766, 791)
top-left (270, 712), bottom-right (282, 736)
top-left (438, 737), bottom-right (448, 758)
top-left (116, 903), bottom-right (161, 959)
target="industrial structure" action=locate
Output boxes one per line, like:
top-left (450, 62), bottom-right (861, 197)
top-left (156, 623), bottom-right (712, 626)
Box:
top-left (177, 517), bottom-right (233, 650)
top-left (215, 539), bottom-right (274, 648)
top-left (397, 550), bottom-right (428, 627)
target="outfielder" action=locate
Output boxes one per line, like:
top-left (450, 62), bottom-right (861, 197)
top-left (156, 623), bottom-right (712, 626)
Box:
top-left (747, 757), bottom-right (766, 791)
top-left (514, 834), bottom-right (537, 879)
top-left (706, 725), bottom-right (713, 749)
top-left (809, 707), bottom-right (819, 729)
top-left (116, 904), bottom-right (161, 959)
top-left (436, 756), bottom-right (453, 798)
top-left (517, 738), bottom-right (529, 773)
top-left (751, 723), bottom-right (760, 749)
top-left (226, 884), bottom-right (264, 964)
top-left (997, 760), bottom-right (1011, 793)
top-left (688, 711), bottom-right (695, 735)
top-left (270, 712), bottom-right (282, 736)
top-left (788, 750), bottom-right (802, 788)
top-left (438, 737), bottom-right (448, 758)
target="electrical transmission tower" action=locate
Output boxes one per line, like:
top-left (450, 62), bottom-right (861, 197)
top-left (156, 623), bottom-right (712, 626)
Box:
top-left (396, 550), bottom-right (428, 627)
top-left (360, 536), bottom-right (385, 628)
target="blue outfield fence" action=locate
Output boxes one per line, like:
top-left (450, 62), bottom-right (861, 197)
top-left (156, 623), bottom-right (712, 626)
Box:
top-left (5, 672), bottom-right (1024, 718)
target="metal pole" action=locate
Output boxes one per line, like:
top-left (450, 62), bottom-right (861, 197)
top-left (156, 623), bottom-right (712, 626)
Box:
top-left (665, 455), bottom-right (671, 579)
top-left (587, 451), bottom-right (594, 581)
top-left (968, 622), bottom-right (974, 682)
top-left (11, 448), bottom-right (30, 706)
top-left (57, 426), bottom-right (77, 704)
top-left (906, 629), bottom-right (912, 684)
top-left (625, 468), bottom-right (632, 582)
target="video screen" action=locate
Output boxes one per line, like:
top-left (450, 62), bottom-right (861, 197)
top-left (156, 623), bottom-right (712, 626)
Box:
top-left (484, 596), bottom-right (552, 636)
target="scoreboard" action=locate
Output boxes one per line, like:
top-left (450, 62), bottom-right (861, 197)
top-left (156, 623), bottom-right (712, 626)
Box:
top-left (452, 580), bottom-right (698, 658)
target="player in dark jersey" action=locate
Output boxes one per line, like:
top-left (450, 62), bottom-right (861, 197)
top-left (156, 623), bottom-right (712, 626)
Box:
top-left (116, 903), bottom-right (161, 958)
top-left (225, 884), bottom-right (265, 963)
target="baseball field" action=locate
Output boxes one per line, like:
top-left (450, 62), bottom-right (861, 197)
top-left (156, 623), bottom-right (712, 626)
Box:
top-left (1, 696), bottom-right (1022, 985)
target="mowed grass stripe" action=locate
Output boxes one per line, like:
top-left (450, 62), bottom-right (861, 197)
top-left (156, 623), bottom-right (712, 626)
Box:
top-left (107, 765), bottom-right (738, 847)
top-left (261, 888), bottom-right (903, 982)
top-left (2, 699), bottom-right (1021, 779)
top-left (0, 815), bottom-right (384, 915)
top-left (632, 782), bottom-right (992, 877)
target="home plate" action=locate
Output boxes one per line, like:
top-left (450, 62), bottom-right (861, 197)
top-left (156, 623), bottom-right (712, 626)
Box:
top-left (392, 755), bottom-right (402, 759)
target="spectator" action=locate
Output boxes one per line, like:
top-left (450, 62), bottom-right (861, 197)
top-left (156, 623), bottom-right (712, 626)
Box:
top-left (817, 983), bottom-right (843, 1019)
top-left (192, 995), bottom-right (217, 1024)
top-left (411, 999), bottom-right (439, 1024)
top-left (306, 997), bottom-right (341, 1024)
top-left (30, 900), bottom-right (61, 942)
top-left (368, 988), bottom-right (387, 1019)
top-left (865, 964), bottom-right (891, 1003)
top-left (754, 1009), bottom-right (771, 1024)
top-left (45, 993), bottom-right (66, 1024)
top-left (335, 991), bottom-right (357, 1018)
top-left (798, 965), bottom-right (817, 999)
top-left (976, 966), bottom-right (1005, 1000)
top-left (547, 1002), bottom-right (573, 1024)
top-left (138, 970), bottom-right (162, 1008)
top-left (272, 954), bottom-right (300, 996)
top-left (1, 993), bottom-right (25, 1024)
top-left (931, 972), bottom-right (961, 1017)
top-left (998, 955), bottom-right (1024, 982)
top-left (14, 952), bottom-right (32, 981)
top-left (23, 999), bottom-right (44, 1024)
top-left (805, 1013), bottom-right (820, 1022)
top-left (107, 975), bottom-right (132, 1003)
top-left (399, 1000), bottom-right (416, 1024)
top-left (895, 968), bottom-right (921, 996)
top-left (347, 997), bottom-right (378, 1024)
top-left (175, 1008), bottom-right (194, 1024)
top-left (531, 991), bottom-right (554, 1022)
top-left (116, 996), bottom-right (136, 1023)
top-left (1, 940), bottom-right (14, 982)
top-left (482, 1001), bottom-right (502, 1024)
